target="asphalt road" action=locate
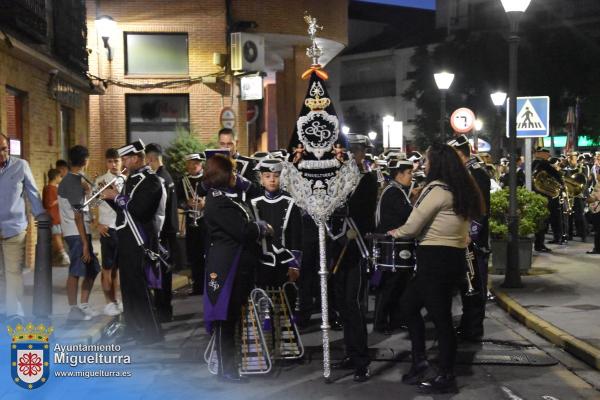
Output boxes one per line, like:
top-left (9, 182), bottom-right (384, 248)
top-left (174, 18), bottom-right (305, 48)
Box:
top-left (107, 289), bottom-right (600, 400)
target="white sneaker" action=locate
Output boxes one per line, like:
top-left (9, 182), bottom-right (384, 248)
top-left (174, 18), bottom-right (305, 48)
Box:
top-left (59, 251), bottom-right (71, 265)
top-left (67, 306), bottom-right (92, 321)
top-left (103, 302), bottom-right (121, 316)
top-left (79, 303), bottom-right (99, 318)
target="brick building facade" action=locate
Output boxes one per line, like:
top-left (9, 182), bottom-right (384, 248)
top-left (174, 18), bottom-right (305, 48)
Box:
top-left (0, 0), bottom-right (91, 266)
top-left (87, 0), bottom-right (348, 175)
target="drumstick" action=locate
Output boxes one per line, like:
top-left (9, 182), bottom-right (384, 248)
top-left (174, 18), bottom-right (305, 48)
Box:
top-left (332, 229), bottom-right (357, 274)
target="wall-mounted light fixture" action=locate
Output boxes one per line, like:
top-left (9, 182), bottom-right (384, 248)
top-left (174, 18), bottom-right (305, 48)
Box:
top-left (96, 15), bottom-right (117, 61)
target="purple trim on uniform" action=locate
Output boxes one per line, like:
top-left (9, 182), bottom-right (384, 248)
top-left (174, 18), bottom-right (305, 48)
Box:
top-left (234, 175), bottom-right (251, 192)
top-left (131, 217), bottom-right (162, 289)
top-left (288, 250), bottom-right (303, 270)
top-left (265, 190), bottom-right (281, 200)
top-left (204, 247), bottom-right (243, 334)
top-left (115, 194), bottom-right (129, 209)
top-left (469, 220), bottom-right (483, 241)
top-left (370, 269), bottom-right (383, 287)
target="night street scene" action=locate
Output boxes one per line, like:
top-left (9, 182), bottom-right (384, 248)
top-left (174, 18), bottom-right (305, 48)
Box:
top-left (2, 0), bottom-right (600, 399)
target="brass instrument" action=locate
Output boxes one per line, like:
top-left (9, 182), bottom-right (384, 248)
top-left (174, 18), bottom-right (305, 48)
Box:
top-left (183, 176), bottom-right (203, 226)
top-left (77, 169), bottom-right (126, 210)
top-left (564, 173), bottom-right (587, 213)
top-left (533, 169), bottom-right (562, 199)
top-left (465, 247), bottom-right (478, 297)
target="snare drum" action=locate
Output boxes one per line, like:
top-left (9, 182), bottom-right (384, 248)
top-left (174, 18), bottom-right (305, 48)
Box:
top-left (371, 238), bottom-right (416, 271)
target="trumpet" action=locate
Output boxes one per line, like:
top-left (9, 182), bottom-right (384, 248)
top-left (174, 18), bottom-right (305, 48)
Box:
top-left (183, 176), bottom-right (203, 226)
top-left (465, 247), bottom-right (478, 297)
top-left (77, 169), bottom-right (126, 210)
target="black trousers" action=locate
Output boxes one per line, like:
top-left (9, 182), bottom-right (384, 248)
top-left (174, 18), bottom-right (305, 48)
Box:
top-left (459, 247), bottom-right (488, 337)
top-left (214, 262), bottom-right (253, 375)
top-left (154, 231), bottom-right (177, 320)
top-left (332, 241), bottom-right (369, 369)
top-left (298, 218), bottom-right (319, 320)
top-left (186, 221), bottom-right (206, 293)
top-left (117, 230), bottom-right (162, 340)
top-left (374, 269), bottom-right (412, 330)
top-left (590, 213), bottom-right (600, 251)
top-left (536, 197), bottom-right (563, 247)
top-left (402, 245), bottom-right (463, 373)
top-left (568, 197), bottom-right (587, 239)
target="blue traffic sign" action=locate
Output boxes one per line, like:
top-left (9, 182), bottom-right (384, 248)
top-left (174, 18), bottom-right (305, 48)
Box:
top-left (506, 96), bottom-right (550, 138)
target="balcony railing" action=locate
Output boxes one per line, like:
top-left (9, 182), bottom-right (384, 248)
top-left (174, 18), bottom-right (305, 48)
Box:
top-left (52, 0), bottom-right (88, 76)
top-left (0, 0), bottom-right (48, 43)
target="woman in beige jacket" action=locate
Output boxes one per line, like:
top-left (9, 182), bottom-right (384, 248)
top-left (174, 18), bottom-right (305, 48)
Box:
top-left (388, 143), bottom-right (484, 394)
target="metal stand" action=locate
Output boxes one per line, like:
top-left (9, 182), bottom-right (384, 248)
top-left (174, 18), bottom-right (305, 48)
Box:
top-left (317, 221), bottom-right (331, 381)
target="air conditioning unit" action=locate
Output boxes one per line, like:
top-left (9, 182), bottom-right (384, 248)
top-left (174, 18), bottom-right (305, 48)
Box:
top-left (231, 32), bottom-right (265, 72)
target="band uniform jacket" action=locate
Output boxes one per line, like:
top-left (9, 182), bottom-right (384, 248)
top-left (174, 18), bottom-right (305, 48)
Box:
top-left (155, 165), bottom-right (179, 235)
top-left (250, 190), bottom-right (303, 286)
top-left (375, 181), bottom-right (413, 233)
top-left (112, 166), bottom-right (166, 253)
top-left (467, 157), bottom-right (491, 249)
top-left (328, 171), bottom-right (379, 259)
top-left (203, 187), bottom-right (262, 330)
top-left (234, 154), bottom-right (259, 185)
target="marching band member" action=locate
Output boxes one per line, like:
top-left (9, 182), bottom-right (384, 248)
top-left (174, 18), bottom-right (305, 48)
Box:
top-left (532, 147), bottom-right (564, 249)
top-left (177, 153), bottom-right (207, 296)
top-left (101, 140), bottom-right (165, 345)
top-left (329, 134), bottom-right (378, 383)
top-left (202, 154), bottom-right (272, 381)
top-left (448, 135), bottom-right (490, 341)
top-left (587, 168), bottom-right (600, 254)
top-left (373, 157), bottom-right (414, 335)
top-left (145, 143), bottom-right (179, 322)
top-left (389, 144), bottom-right (484, 394)
top-left (218, 128), bottom-right (258, 184)
top-left (250, 159), bottom-right (302, 287)
top-left (564, 151), bottom-right (588, 242)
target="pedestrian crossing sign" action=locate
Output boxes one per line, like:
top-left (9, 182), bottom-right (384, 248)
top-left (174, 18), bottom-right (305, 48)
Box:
top-left (506, 96), bottom-right (550, 138)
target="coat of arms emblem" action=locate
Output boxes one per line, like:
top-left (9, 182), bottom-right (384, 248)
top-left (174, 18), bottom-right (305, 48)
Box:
top-left (8, 322), bottom-right (54, 390)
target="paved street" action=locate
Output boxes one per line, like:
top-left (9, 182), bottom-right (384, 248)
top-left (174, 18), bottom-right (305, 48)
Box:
top-left (4, 284), bottom-right (598, 400)
top-left (491, 239), bottom-right (600, 352)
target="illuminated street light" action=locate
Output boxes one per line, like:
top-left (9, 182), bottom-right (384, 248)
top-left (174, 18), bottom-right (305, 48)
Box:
top-left (368, 131), bottom-right (377, 141)
top-left (96, 16), bottom-right (117, 61)
top-left (434, 72), bottom-right (455, 140)
top-left (490, 91), bottom-right (507, 107)
top-left (342, 125), bottom-right (350, 135)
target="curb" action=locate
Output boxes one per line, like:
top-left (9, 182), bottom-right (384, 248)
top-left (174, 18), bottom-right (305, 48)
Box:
top-left (491, 287), bottom-right (600, 371)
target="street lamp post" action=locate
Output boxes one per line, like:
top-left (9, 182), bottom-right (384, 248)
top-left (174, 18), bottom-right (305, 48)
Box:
top-left (434, 72), bottom-right (455, 140)
top-left (490, 91), bottom-right (507, 159)
top-left (500, 0), bottom-right (531, 289)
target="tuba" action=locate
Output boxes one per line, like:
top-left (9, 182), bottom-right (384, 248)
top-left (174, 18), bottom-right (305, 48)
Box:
top-left (533, 169), bottom-right (562, 199)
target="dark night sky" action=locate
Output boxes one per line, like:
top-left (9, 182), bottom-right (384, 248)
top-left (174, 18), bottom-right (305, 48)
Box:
top-left (359, 0), bottom-right (436, 9)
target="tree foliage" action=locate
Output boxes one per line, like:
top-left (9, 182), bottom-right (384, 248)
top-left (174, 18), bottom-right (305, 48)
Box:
top-left (403, 24), bottom-right (600, 153)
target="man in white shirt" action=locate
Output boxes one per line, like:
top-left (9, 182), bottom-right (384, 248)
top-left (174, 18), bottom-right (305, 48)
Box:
top-left (96, 148), bottom-right (125, 316)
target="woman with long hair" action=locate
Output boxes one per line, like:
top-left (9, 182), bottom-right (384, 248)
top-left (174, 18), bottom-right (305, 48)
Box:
top-left (387, 143), bottom-right (484, 394)
top-left (202, 154), bottom-right (272, 381)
